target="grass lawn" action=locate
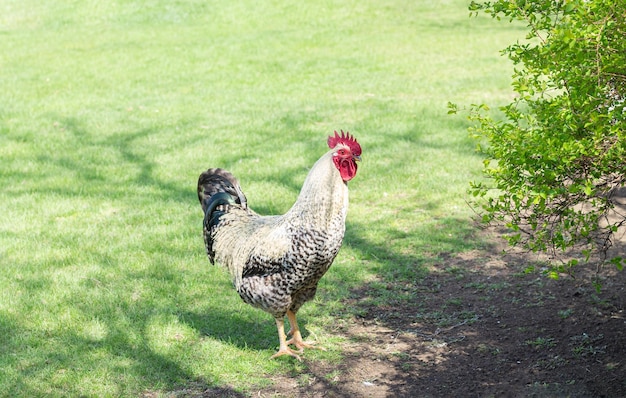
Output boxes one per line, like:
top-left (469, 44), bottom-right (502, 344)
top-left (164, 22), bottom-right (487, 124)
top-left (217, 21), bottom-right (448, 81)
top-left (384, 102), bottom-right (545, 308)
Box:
top-left (1, 0), bottom-right (521, 396)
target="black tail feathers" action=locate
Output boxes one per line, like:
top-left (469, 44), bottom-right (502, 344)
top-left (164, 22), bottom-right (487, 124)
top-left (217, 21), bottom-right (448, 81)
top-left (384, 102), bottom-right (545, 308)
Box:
top-left (198, 168), bottom-right (248, 263)
top-left (203, 192), bottom-right (235, 229)
top-left (197, 168), bottom-right (248, 227)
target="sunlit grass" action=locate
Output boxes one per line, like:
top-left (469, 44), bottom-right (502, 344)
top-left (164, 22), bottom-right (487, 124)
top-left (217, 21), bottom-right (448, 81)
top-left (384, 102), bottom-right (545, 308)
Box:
top-left (0, 0), bottom-right (521, 395)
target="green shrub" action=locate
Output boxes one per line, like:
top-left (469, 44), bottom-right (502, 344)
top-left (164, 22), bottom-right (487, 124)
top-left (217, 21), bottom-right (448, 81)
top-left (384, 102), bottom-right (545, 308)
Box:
top-left (458, 0), bottom-right (626, 279)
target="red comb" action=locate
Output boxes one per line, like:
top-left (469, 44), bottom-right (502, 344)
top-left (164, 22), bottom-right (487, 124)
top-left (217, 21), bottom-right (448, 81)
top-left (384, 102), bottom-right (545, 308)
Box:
top-left (327, 130), bottom-right (362, 156)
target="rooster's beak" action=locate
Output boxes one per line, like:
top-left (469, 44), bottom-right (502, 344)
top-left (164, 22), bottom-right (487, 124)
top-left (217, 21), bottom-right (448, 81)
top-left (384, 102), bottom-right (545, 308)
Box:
top-left (353, 155), bottom-right (362, 162)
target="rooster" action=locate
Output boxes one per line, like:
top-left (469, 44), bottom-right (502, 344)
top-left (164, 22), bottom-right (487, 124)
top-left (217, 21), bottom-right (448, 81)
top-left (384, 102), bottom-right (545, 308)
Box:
top-left (197, 131), bottom-right (361, 360)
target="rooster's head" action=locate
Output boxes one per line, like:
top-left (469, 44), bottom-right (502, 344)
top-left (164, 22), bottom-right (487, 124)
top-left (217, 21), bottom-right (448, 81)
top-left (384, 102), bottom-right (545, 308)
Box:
top-left (328, 130), bottom-right (361, 182)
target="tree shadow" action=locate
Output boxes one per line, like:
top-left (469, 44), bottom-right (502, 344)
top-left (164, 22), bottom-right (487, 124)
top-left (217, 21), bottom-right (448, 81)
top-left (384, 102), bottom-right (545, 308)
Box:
top-left (15, 104), bottom-right (625, 398)
top-left (1, 115), bottom-right (277, 395)
top-left (230, 111), bottom-right (626, 396)
top-left (255, 222), bottom-right (626, 397)
top-left (177, 309), bottom-right (278, 352)
top-left (0, 287), bottom-right (249, 397)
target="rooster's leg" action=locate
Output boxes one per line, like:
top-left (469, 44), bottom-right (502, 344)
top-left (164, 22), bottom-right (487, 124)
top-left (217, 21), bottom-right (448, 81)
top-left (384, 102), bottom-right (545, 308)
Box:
top-left (285, 310), bottom-right (325, 352)
top-left (270, 317), bottom-right (302, 361)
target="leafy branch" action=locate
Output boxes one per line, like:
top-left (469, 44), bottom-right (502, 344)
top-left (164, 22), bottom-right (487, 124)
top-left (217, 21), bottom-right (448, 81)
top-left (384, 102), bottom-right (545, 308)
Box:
top-left (460, 0), bottom-right (626, 281)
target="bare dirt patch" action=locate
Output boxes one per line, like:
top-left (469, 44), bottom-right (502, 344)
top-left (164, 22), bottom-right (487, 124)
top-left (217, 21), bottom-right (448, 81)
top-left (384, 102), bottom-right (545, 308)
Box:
top-left (254, 232), bottom-right (626, 398)
top-left (173, 231), bottom-right (626, 398)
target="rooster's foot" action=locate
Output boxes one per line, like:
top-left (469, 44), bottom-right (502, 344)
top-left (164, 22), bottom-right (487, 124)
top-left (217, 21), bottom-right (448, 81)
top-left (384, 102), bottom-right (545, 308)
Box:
top-left (271, 347), bottom-right (302, 361)
top-left (286, 332), bottom-right (326, 352)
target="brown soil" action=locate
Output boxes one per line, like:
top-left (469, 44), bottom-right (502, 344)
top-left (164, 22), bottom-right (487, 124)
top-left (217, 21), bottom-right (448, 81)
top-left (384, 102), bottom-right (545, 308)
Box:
top-left (254, 232), bottom-right (626, 398)
top-left (187, 230), bottom-right (626, 398)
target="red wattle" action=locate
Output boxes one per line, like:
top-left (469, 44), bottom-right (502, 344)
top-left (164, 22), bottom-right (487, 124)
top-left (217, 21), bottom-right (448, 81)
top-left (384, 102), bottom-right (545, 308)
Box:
top-left (336, 158), bottom-right (357, 182)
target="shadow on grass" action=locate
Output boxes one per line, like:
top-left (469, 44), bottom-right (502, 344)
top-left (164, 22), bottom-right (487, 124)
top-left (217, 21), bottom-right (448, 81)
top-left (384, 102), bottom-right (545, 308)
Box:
top-left (177, 309), bottom-right (278, 352)
top-left (0, 116), bottom-right (272, 395)
top-left (0, 295), bottom-right (249, 397)
top-left (256, 225), bottom-right (626, 397)
top-left (15, 97), bottom-right (618, 398)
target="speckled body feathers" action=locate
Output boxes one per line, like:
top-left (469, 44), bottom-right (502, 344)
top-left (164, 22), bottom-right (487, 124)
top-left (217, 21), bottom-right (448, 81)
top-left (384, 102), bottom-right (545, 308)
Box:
top-left (197, 149), bottom-right (350, 319)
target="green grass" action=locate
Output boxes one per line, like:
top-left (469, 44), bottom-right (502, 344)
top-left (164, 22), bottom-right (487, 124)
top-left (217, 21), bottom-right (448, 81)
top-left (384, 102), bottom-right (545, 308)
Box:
top-left (1, 0), bottom-right (522, 396)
